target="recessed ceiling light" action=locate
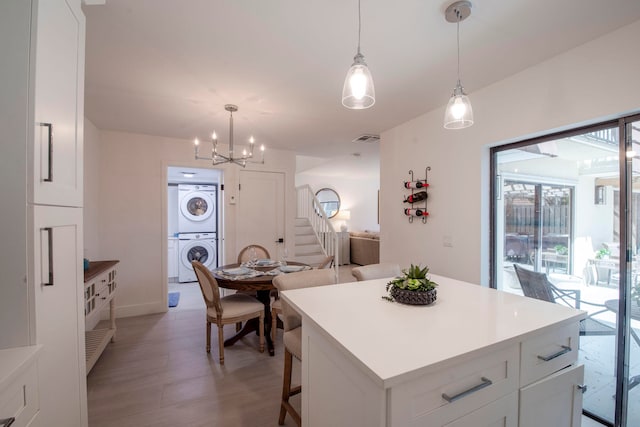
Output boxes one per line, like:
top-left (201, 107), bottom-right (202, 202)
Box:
top-left (182, 172), bottom-right (195, 178)
top-left (351, 134), bottom-right (380, 144)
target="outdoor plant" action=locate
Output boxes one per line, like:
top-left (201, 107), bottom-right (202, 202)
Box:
top-left (382, 264), bottom-right (438, 302)
top-left (554, 245), bottom-right (568, 255)
top-left (595, 247), bottom-right (611, 260)
top-left (631, 282), bottom-right (640, 306)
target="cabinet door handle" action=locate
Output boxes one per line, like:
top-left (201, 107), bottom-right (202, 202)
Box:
top-left (442, 377), bottom-right (493, 403)
top-left (537, 345), bottom-right (571, 362)
top-left (0, 417), bottom-right (15, 427)
top-left (39, 122), bottom-right (53, 182)
top-left (43, 227), bottom-right (54, 286)
top-left (577, 384), bottom-right (588, 394)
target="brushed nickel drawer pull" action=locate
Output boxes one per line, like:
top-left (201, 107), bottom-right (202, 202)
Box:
top-left (39, 122), bottom-right (53, 182)
top-left (537, 345), bottom-right (571, 361)
top-left (442, 377), bottom-right (493, 403)
top-left (43, 227), bottom-right (54, 286)
top-left (0, 417), bottom-right (15, 427)
top-left (577, 384), bottom-right (588, 393)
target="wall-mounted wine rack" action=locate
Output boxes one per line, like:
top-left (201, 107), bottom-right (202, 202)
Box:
top-left (403, 167), bottom-right (430, 223)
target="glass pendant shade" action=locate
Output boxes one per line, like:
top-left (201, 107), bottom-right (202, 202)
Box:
top-left (444, 81), bottom-right (473, 129)
top-left (342, 53), bottom-right (375, 109)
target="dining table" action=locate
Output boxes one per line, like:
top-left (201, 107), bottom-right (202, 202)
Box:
top-left (211, 260), bottom-right (311, 356)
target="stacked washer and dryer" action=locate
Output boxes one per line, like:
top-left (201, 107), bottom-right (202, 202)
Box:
top-left (177, 184), bottom-right (218, 282)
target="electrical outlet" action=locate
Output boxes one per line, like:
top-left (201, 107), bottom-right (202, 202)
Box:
top-left (229, 195), bottom-right (236, 205)
top-left (443, 235), bottom-right (453, 247)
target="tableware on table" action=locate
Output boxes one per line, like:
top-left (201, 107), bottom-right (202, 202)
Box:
top-left (222, 266), bottom-right (252, 276)
top-left (279, 264), bottom-right (304, 273)
top-left (281, 248), bottom-right (289, 266)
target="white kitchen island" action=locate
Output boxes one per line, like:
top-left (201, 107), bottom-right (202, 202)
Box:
top-left (281, 274), bottom-right (587, 427)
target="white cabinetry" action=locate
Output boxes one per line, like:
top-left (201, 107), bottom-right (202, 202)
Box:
top-left (84, 261), bottom-right (118, 373)
top-left (0, 346), bottom-right (41, 427)
top-left (30, 0), bottom-right (84, 207)
top-left (0, 1), bottom-right (87, 426)
top-left (168, 238), bottom-right (179, 279)
top-left (282, 276), bottom-right (586, 427)
top-left (31, 206), bottom-right (86, 427)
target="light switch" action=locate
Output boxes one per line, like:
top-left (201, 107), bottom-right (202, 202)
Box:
top-left (443, 235), bottom-right (453, 247)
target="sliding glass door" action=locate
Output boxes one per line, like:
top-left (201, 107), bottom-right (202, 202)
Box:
top-left (491, 116), bottom-right (640, 426)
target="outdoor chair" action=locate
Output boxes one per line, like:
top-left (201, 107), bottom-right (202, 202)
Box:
top-left (513, 264), bottom-right (617, 340)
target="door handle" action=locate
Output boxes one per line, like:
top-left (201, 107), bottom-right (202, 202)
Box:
top-left (39, 122), bottom-right (53, 182)
top-left (275, 238), bottom-right (284, 243)
top-left (43, 227), bottom-right (54, 286)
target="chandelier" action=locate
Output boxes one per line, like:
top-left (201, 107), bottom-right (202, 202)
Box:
top-left (194, 104), bottom-right (265, 167)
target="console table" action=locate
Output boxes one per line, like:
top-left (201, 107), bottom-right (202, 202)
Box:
top-left (282, 275), bottom-right (586, 426)
top-left (84, 260), bottom-right (119, 373)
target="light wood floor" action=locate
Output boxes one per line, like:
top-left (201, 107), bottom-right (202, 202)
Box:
top-left (87, 265), bottom-right (357, 426)
top-left (87, 264), bottom-right (604, 426)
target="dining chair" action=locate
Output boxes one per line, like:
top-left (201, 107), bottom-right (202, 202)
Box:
top-left (191, 261), bottom-right (265, 364)
top-left (237, 244), bottom-right (271, 263)
top-left (351, 262), bottom-right (402, 281)
top-left (272, 269), bottom-right (337, 426)
top-left (316, 254), bottom-right (334, 269)
top-left (513, 264), bottom-right (617, 340)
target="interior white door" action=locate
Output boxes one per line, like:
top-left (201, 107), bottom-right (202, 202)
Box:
top-left (237, 171), bottom-right (285, 260)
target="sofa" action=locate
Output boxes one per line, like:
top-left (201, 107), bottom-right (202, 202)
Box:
top-left (349, 231), bottom-right (380, 265)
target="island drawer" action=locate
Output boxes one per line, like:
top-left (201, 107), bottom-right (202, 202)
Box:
top-left (0, 359), bottom-right (38, 427)
top-left (520, 322), bottom-right (579, 386)
top-left (389, 344), bottom-right (519, 426)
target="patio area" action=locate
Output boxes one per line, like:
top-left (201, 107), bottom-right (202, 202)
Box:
top-left (502, 266), bottom-right (640, 424)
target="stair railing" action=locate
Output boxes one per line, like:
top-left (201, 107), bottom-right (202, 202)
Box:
top-left (296, 185), bottom-right (339, 279)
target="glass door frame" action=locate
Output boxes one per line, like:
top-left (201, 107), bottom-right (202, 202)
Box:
top-left (489, 116), bottom-right (639, 427)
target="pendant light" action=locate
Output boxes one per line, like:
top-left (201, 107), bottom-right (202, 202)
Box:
top-left (444, 1), bottom-right (473, 129)
top-left (342, 0), bottom-right (375, 109)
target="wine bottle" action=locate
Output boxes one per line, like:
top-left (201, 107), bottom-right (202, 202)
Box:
top-left (404, 208), bottom-right (429, 217)
top-left (403, 191), bottom-right (428, 203)
top-left (404, 180), bottom-right (429, 189)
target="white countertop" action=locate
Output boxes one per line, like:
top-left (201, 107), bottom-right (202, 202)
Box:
top-left (281, 274), bottom-right (585, 388)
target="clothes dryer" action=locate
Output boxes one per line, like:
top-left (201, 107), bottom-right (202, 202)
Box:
top-left (178, 184), bottom-right (217, 233)
top-left (178, 232), bottom-right (217, 283)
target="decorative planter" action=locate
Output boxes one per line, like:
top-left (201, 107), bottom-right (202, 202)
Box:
top-left (390, 287), bottom-right (437, 306)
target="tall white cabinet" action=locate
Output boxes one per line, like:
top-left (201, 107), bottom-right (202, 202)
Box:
top-left (0, 1), bottom-right (87, 426)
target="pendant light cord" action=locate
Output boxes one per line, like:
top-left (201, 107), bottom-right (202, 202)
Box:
top-left (456, 11), bottom-right (461, 81)
top-left (357, 0), bottom-right (362, 55)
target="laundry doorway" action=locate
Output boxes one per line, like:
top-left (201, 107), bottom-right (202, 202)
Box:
top-left (167, 166), bottom-right (223, 308)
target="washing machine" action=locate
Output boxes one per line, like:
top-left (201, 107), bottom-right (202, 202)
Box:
top-left (178, 232), bottom-right (217, 283)
top-left (178, 184), bottom-right (217, 233)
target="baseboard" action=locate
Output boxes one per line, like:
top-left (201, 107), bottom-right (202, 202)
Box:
top-left (111, 301), bottom-right (168, 318)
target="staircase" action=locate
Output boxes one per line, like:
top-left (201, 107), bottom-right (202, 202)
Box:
top-left (294, 217), bottom-right (327, 267)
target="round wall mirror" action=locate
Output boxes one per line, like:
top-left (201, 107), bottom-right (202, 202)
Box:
top-left (315, 188), bottom-right (341, 218)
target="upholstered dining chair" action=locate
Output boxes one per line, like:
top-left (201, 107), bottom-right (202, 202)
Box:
top-left (237, 244), bottom-right (271, 263)
top-left (351, 262), bottom-right (402, 281)
top-left (316, 255), bottom-right (335, 269)
top-left (191, 261), bottom-right (265, 364)
top-left (272, 269), bottom-right (337, 426)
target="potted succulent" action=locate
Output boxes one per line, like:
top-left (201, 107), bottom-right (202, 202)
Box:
top-left (595, 247), bottom-right (610, 260)
top-left (383, 264), bottom-right (438, 305)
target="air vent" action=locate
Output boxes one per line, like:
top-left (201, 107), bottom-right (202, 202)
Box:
top-left (352, 134), bottom-right (380, 144)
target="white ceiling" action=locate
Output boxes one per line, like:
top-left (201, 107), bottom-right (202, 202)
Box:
top-left (83, 0), bottom-right (640, 163)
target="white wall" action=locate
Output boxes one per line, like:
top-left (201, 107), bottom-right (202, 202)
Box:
top-left (84, 119), bottom-right (101, 261)
top-left (88, 130), bottom-right (296, 317)
top-left (380, 20), bottom-right (640, 285)
top-left (295, 173), bottom-right (380, 232)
